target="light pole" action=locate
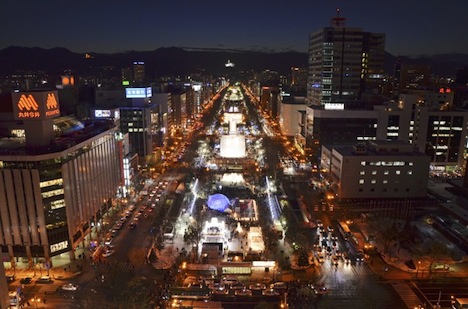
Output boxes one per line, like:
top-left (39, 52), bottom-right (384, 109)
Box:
top-left (417, 261), bottom-right (421, 278)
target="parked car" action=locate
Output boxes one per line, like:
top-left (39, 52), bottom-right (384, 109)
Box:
top-left (20, 277), bottom-right (32, 284)
top-left (62, 283), bottom-right (79, 291)
top-left (37, 276), bottom-right (53, 283)
top-left (6, 275), bottom-right (15, 283)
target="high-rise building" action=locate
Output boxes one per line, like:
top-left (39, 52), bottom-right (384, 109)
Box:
top-left (306, 11), bottom-right (385, 106)
top-left (133, 61), bottom-right (145, 86)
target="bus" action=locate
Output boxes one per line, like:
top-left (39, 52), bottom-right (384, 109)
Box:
top-left (169, 287), bottom-right (211, 301)
top-left (453, 298), bottom-right (468, 309)
top-left (337, 221), bottom-right (352, 241)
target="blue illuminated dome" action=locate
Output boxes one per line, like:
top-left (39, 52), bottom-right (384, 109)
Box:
top-left (207, 194), bottom-right (231, 212)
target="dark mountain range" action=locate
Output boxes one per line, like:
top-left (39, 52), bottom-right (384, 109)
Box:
top-left (0, 46), bottom-right (467, 78)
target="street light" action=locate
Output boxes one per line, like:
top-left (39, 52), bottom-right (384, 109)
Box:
top-left (417, 261), bottom-right (422, 278)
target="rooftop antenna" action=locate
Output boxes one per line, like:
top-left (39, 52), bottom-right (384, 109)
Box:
top-left (331, 8), bottom-right (346, 27)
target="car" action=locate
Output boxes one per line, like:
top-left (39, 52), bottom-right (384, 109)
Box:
top-left (271, 282), bottom-right (287, 291)
top-left (327, 226), bottom-right (334, 232)
top-left (212, 287), bottom-right (229, 295)
top-left (235, 288), bottom-right (252, 296)
top-left (332, 255), bottom-right (339, 266)
top-left (102, 249), bottom-right (115, 257)
top-left (37, 276), bottom-right (53, 283)
top-left (129, 222), bottom-right (137, 229)
top-left (317, 254), bottom-right (325, 263)
top-left (330, 233), bottom-right (338, 241)
top-left (316, 220), bottom-right (323, 227)
top-left (356, 250), bottom-right (365, 262)
top-left (313, 284), bottom-right (329, 295)
top-left (6, 275), bottom-right (15, 283)
top-left (335, 249), bottom-right (342, 257)
top-left (20, 277), bottom-right (32, 284)
top-left (104, 237), bottom-right (113, 246)
top-left (343, 252), bottom-right (351, 264)
top-left (62, 283), bottom-right (79, 291)
top-left (263, 288), bottom-right (280, 296)
top-left (249, 283), bottom-right (266, 290)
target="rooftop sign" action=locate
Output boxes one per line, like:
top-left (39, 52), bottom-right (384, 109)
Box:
top-left (12, 91), bottom-right (61, 120)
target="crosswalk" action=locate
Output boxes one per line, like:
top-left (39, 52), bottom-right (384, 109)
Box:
top-left (90, 260), bottom-right (135, 274)
top-left (390, 281), bottom-right (423, 308)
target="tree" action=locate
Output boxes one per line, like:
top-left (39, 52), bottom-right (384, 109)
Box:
top-left (296, 249), bottom-right (310, 267)
top-left (183, 204), bottom-right (209, 260)
top-left (368, 218), bottom-right (399, 254)
top-left (115, 276), bottom-right (153, 309)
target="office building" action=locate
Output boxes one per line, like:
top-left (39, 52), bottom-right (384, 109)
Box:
top-left (306, 13), bottom-right (385, 106)
top-left (133, 61), bottom-right (145, 86)
top-left (304, 104), bottom-right (380, 165)
top-left (321, 141), bottom-right (430, 199)
top-left (0, 90), bottom-right (120, 266)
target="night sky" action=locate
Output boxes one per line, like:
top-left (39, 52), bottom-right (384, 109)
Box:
top-left (1, 0), bottom-right (467, 56)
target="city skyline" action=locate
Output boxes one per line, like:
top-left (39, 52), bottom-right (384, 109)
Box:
top-left (1, 0), bottom-right (467, 56)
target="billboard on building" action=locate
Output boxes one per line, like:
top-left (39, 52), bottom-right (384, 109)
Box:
top-left (94, 110), bottom-right (112, 118)
top-left (61, 75), bottom-right (75, 86)
top-left (11, 91), bottom-right (61, 120)
top-left (125, 87), bottom-right (152, 98)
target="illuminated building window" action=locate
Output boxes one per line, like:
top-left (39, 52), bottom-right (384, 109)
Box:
top-left (371, 180), bottom-right (376, 184)
top-left (40, 178), bottom-right (63, 188)
top-left (361, 161), bottom-right (366, 166)
top-left (408, 170), bottom-right (413, 175)
top-left (359, 179), bottom-right (364, 184)
top-left (384, 170), bottom-right (389, 175)
top-left (383, 180), bottom-right (388, 184)
top-left (396, 170), bottom-right (401, 175)
top-left (360, 171), bottom-right (365, 175)
top-left (372, 171), bottom-right (377, 175)
top-left (41, 189), bottom-right (64, 198)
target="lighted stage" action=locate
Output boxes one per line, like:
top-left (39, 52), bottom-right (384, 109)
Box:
top-left (219, 134), bottom-right (246, 158)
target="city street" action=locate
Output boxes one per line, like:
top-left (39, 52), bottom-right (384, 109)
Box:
top-left (7, 84), bottom-right (468, 309)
